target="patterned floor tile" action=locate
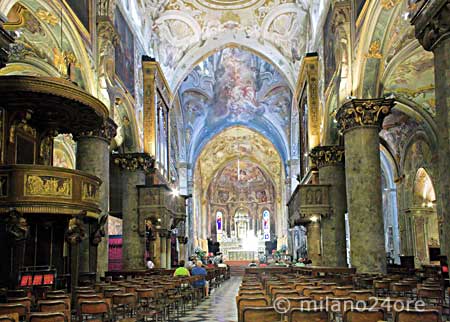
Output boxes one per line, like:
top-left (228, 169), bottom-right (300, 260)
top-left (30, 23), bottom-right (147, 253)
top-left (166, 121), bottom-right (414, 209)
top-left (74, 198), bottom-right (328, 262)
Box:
top-left (178, 277), bottom-right (241, 322)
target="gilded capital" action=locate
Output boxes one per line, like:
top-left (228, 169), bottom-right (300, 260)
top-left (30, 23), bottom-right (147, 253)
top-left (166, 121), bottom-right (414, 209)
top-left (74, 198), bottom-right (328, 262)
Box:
top-left (75, 118), bottom-right (117, 143)
top-left (336, 98), bottom-right (395, 133)
top-left (112, 153), bottom-right (155, 173)
top-left (310, 145), bottom-right (345, 169)
top-left (410, 0), bottom-right (450, 51)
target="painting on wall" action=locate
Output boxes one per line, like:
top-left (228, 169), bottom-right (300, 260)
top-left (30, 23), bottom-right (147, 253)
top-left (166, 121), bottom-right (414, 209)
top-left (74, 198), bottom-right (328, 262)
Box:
top-left (114, 8), bottom-right (135, 96)
top-left (299, 85), bottom-right (309, 179)
top-left (384, 52), bottom-right (435, 116)
top-left (180, 47), bottom-right (292, 162)
top-left (323, 5), bottom-right (336, 90)
top-left (65, 0), bottom-right (90, 32)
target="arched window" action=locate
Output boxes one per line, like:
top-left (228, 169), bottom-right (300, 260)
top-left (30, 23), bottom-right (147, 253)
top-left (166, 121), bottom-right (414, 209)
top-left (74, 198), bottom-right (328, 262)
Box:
top-left (262, 210), bottom-right (270, 241)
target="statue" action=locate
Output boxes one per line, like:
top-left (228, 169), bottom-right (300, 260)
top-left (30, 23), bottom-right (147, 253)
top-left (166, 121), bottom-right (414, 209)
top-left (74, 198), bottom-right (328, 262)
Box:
top-left (6, 209), bottom-right (29, 241)
top-left (91, 214), bottom-right (108, 246)
top-left (65, 211), bottom-right (86, 245)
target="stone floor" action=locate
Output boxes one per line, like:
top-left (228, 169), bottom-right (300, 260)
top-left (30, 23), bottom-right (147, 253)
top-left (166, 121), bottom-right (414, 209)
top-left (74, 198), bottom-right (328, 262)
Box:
top-left (178, 276), bottom-right (241, 322)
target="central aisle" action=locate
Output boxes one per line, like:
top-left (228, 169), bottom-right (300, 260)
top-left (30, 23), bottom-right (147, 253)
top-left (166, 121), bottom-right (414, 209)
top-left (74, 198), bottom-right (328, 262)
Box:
top-left (179, 276), bottom-right (242, 322)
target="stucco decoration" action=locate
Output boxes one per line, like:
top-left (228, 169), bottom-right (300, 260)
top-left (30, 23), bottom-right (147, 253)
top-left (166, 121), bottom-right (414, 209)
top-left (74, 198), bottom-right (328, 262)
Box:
top-left (5, 2), bottom-right (87, 89)
top-left (141, 0), bottom-right (308, 88)
top-left (179, 47), bottom-right (292, 165)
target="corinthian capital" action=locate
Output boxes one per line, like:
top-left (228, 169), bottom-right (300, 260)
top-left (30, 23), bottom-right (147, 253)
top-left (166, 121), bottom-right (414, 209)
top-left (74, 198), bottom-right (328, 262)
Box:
top-left (411, 0), bottom-right (450, 51)
top-left (97, 0), bottom-right (117, 19)
top-left (112, 153), bottom-right (155, 173)
top-left (75, 118), bottom-right (117, 143)
top-left (336, 98), bottom-right (395, 134)
top-left (310, 145), bottom-right (345, 169)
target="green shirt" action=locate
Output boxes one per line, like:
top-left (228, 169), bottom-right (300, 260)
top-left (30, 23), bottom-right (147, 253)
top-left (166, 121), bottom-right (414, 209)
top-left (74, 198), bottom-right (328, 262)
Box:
top-left (174, 267), bottom-right (190, 276)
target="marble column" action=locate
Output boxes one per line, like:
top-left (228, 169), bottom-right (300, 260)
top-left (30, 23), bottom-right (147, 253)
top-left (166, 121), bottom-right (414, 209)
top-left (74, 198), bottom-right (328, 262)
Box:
top-left (153, 232), bottom-right (162, 268)
top-left (113, 153), bottom-right (153, 270)
top-left (336, 98), bottom-right (394, 273)
top-left (310, 145), bottom-right (347, 267)
top-left (76, 119), bottom-right (116, 277)
top-left (306, 220), bottom-right (322, 265)
top-left (411, 0), bottom-right (450, 262)
top-left (166, 236), bottom-right (172, 268)
top-left (160, 233), bottom-right (167, 268)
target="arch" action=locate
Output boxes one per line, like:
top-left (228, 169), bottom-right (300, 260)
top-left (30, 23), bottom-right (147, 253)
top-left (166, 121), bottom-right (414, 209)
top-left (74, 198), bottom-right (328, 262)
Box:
top-left (170, 42), bottom-right (296, 94)
top-left (380, 146), bottom-right (401, 263)
top-left (413, 168), bottom-right (436, 207)
top-left (2, 0), bottom-right (96, 94)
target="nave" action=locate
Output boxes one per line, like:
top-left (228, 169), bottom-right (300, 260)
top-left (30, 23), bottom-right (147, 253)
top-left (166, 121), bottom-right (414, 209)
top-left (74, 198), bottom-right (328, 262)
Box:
top-left (179, 277), bottom-right (241, 322)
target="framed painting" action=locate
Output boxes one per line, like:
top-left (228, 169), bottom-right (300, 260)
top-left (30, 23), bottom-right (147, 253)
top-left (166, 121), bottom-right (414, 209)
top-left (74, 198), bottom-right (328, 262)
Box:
top-left (64, 0), bottom-right (91, 33)
top-left (323, 5), bottom-right (336, 90)
top-left (114, 8), bottom-right (135, 96)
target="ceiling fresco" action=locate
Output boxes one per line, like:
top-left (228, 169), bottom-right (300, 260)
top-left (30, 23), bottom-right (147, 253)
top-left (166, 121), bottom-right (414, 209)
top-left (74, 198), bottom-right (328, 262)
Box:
top-left (139, 0), bottom-right (309, 87)
top-left (380, 109), bottom-right (422, 164)
top-left (384, 51), bottom-right (435, 116)
top-left (4, 3), bottom-right (86, 88)
top-left (179, 47), bottom-right (292, 164)
top-left (195, 126), bottom-right (283, 193)
top-left (215, 160), bottom-right (268, 188)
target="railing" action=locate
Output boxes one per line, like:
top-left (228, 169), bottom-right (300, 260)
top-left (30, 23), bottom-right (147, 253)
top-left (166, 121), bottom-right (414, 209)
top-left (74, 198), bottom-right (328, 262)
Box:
top-left (0, 164), bottom-right (102, 215)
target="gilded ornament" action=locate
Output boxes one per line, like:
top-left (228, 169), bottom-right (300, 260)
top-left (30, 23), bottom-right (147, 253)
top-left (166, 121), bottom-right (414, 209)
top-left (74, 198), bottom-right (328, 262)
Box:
top-left (25, 175), bottom-right (72, 197)
top-left (365, 40), bottom-right (383, 59)
top-left (113, 153), bottom-right (155, 173)
top-left (381, 0), bottom-right (401, 10)
top-left (35, 9), bottom-right (59, 26)
top-left (310, 145), bottom-right (345, 169)
top-left (82, 182), bottom-right (99, 202)
top-left (336, 98), bottom-right (395, 133)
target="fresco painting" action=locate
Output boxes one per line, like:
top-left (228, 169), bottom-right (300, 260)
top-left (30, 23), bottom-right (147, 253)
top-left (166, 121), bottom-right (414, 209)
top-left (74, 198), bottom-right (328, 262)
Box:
top-left (323, 5), bottom-right (336, 90)
top-left (114, 8), bottom-right (135, 96)
top-left (179, 47), bottom-right (292, 162)
top-left (385, 52), bottom-right (435, 116)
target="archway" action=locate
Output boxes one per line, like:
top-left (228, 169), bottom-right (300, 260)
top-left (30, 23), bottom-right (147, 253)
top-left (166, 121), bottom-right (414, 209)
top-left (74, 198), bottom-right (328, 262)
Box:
top-left (192, 126), bottom-right (286, 260)
top-left (409, 168), bottom-right (439, 266)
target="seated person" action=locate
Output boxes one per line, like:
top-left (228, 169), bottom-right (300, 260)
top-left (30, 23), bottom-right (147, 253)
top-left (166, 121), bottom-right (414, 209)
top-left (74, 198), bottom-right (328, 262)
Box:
top-left (206, 259), bottom-right (215, 268)
top-left (192, 260), bottom-right (208, 296)
top-left (174, 260), bottom-right (191, 277)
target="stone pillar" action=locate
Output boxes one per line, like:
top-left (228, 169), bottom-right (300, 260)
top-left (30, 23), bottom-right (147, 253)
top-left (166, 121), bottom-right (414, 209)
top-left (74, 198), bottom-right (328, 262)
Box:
top-left (166, 236), bottom-right (172, 268)
top-left (336, 98), bottom-right (394, 273)
top-left (310, 145), bottom-right (347, 267)
top-left (113, 153), bottom-right (153, 270)
top-left (411, 0), bottom-right (450, 262)
top-left (76, 119), bottom-right (116, 277)
top-left (306, 220), bottom-right (322, 265)
top-left (160, 234), bottom-right (167, 268)
top-left (153, 232), bottom-right (162, 268)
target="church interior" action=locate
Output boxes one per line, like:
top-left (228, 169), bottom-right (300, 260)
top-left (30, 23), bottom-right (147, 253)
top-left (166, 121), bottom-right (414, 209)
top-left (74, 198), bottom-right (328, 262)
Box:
top-left (0, 0), bottom-right (449, 321)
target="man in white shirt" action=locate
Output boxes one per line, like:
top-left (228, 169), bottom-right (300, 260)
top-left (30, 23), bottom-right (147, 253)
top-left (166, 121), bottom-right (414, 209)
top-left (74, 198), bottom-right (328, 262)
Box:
top-left (146, 257), bottom-right (154, 269)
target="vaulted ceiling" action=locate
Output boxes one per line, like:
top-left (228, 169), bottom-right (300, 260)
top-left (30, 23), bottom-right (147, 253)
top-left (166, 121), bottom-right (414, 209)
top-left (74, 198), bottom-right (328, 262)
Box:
top-left (135, 0), bottom-right (318, 88)
top-left (179, 47), bottom-right (292, 165)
